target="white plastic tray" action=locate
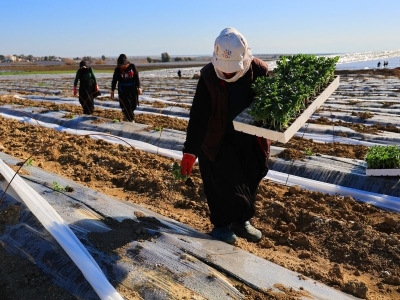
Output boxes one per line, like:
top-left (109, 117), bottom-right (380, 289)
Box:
top-left (233, 76), bottom-right (340, 143)
top-left (366, 168), bottom-right (400, 176)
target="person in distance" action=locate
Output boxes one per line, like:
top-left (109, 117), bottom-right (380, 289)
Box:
top-left (73, 60), bottom-right (99, 115)
top-left (180, 27), bottom-right (271, 244)
top-left (111, 54), bottom-right (141, 122)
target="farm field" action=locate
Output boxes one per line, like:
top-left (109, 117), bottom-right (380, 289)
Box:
top-left (1, 66), bottom-right (400, 300)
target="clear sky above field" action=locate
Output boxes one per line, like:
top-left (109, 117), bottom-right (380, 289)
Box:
top-left (1, 0), bottom-right (399, 58)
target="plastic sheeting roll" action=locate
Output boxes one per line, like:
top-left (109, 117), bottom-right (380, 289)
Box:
top-left (0, 159), bottom-right (123, 300)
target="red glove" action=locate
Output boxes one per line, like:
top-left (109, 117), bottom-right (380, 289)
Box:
top-left (73, 86), bottom-right (77, 96)
top-left (180, 153), bottom-right (196, 177)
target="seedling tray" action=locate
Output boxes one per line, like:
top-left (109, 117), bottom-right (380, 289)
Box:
top-left (366, 168), bottom-right (400, 176)
top-left (233, 76), bottom-right (340, 143)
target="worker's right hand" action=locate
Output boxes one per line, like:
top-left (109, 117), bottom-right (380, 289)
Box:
top-left (111, 91), bottom-right (114, 100)
top-left (180, 153), bottom-right (196, 177)
top-left (73, 86), bottom-right (77, 96)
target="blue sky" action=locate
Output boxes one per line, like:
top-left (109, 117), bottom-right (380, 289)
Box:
top-left (1, 0), bottom-right (399, 58)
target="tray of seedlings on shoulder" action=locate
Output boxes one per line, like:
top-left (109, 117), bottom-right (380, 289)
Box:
top-left (233, 54), bottom-right (340, 143)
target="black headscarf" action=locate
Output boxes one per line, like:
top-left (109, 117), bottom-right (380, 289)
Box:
top-left (117, 54), bottom-right (129, 66)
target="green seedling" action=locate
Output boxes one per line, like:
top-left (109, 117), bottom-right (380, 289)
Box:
top-left (305, 148), bottom-right (314, 156)
top-left (155, 126), bottom-right (163, 132)
top-left (358, 110), bottom-right (372, 119)
top-left (52, 181), bottom-right (74, 192)
top-left (53, 181), bottom-right (66, 192)
top-left (112, 119), bottom-right (119, 123)
top-left (25, 158), bottom-right (34, 166)
top-left (172, 162), bottom-right (188, 181)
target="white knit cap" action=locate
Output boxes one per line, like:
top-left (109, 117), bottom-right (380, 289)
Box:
top-left (212, 27), bottom-right (253, 73)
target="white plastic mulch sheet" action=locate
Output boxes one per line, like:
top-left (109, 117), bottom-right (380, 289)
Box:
top-left (0, 159), bottom-right (124, 300)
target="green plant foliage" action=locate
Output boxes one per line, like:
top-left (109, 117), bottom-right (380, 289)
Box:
top-left (172, 162), bottom-right (188, 181)
top-left (305, 148), bottom-right (314, 156)
top-left (365, 145), bottom-right (400, 169)
top-left (25, 158), bottom-right (34, 166)
top-left (53, 181), bottom-right (65, 192)
top-left (249, 54), bottom-right (339, 132)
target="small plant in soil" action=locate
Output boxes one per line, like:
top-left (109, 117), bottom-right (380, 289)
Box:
top-left (365, 145), bottom-right (400, 169)
top-left (52, 181), bottom-right (73, 192)
top-left (305, 148), bottom-right (314, 156)
top-left (25, 158), bottom-right (34, 166)
top-left (112, 119), bottom-right (119, 123)
top-left (357, 110), bottom-right (373, 119)
top-left (381, 102), bottom-right (393, 108)
top-left (172, 162), bottom-right (188, 181)
top-left (63, 113), bottom-right (74, 119)
top-left (53, 181), bottom-right (66, 191)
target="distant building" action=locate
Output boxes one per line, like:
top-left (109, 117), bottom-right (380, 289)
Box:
top-left (5, 55), bottom-right (17, 62)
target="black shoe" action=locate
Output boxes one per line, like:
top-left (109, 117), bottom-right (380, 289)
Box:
top-left (210, 226), bottom-right (237, 244)
top-left (231, 221), bottom-right (262, 242)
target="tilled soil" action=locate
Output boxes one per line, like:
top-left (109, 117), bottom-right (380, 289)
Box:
top-left (0, 67), bottom-right (400, 299)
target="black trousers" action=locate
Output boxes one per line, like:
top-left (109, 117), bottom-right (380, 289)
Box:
top-left (79, 86), bottom-right (95, 115)
top-left (118, 87), bottom-right (138, 122)
top-left (198, 130), bottom-right (269, 227)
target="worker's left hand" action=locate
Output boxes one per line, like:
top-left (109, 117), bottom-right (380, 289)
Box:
top-left (73, 86), bottom-right (77, 96)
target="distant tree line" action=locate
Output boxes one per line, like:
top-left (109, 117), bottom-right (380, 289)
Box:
top-left (0, 54), bottom-right (64, 62)
top-left (174, 57), bottom-right (192, 62)
top-left (0, 54), bottom-right (108, 64)
top-left (146, 52), bottom-right (192, 63)
top-left (2, 52), bottom-right (196, 64)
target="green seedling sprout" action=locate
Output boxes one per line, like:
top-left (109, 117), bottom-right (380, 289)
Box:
top-left (305, 148), bottom-right (314, 156)
top-left (52, 181), bottom-right (74, 192)
top-left (172, 162), bottom-right (188, 181)
top-left (25, 158), bottom-right (34, 166)
top-left (53, 181), bottom-right (66, 192)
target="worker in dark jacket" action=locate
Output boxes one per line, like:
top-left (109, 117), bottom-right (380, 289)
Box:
top-left (180, 28), bottom-right (271, 244)
top-left (111, 54), bottom-right (141, 122)
top-left (73, 60), bottom-right (98, 115)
